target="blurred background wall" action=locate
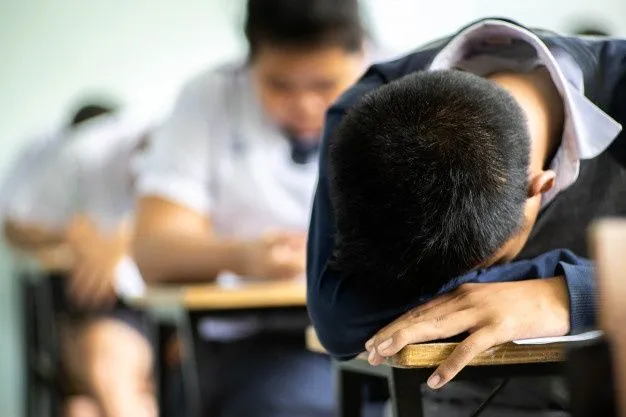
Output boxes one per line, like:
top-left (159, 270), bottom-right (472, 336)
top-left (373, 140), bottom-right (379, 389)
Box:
top-left (1, 0), bottom-right (624, 415)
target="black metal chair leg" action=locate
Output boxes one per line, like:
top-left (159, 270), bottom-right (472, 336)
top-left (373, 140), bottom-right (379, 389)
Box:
top-left (335, 365), bottom-right (364, 417)
top-left (180, 311), bottom-right (202, 417)
top-left (152, 321), bottom-right (165, 417)
top-left (21, 277), bottom-right (37, 417)
top-left (388, 367), bottom-right (427, 417)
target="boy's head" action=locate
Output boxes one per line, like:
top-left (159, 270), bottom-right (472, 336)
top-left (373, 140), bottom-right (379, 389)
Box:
top-left (329, 70), bottom-right (536, 294)
top-left (245, 0), bottom-right (366, 141)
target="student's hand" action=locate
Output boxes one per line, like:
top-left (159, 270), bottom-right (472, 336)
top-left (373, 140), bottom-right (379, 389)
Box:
top-left (364, 278), bottom-right (570, 389)
top-left (238, 231), bottom-right (306, 280)
top-left (66, 216), bottom-right (128, 308)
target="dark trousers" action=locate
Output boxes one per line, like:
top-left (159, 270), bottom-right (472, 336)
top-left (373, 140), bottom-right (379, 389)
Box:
top-left (193, 331), bottom-right (386, 417)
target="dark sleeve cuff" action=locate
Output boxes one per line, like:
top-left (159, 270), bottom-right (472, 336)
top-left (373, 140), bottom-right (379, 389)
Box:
top-left (559, 262), bottom-right (596, 334)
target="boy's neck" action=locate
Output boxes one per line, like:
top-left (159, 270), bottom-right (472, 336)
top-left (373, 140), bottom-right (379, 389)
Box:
top-left (488, 67), bottom-right (565, 171)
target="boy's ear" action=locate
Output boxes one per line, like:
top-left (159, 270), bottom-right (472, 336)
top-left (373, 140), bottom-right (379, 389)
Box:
top-left (528, 169), bottom-right (556, 198)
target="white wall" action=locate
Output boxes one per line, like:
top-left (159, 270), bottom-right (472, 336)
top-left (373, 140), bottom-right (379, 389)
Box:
top-left (1, 1), bottom-right (625, 415)
top-left (366, 0), bottom-right (626, 53)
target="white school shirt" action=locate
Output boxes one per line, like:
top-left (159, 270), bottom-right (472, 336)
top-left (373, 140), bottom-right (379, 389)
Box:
top-left (0, 129), bottom-right (66, 217)
top-left (137, 62), bottom-right (320, 240)
top-left (428, 19), bottom-right (623, 206)
top-left (137, 47), bottom-right (393, 240)
top-left (6, 112), bottom-right (152, 297)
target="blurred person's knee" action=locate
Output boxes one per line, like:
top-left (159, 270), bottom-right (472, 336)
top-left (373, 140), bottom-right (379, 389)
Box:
top-left (79, 318), bottom-right (153, 393)
top-left (64, 396), bottom-right (101, 417)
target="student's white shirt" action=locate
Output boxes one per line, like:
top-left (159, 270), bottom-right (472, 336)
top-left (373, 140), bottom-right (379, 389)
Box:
top-left (137, 62), bottom-right (319, 240)
top-left (137, 45), bottom-right (394, 240)
top-left (0, 129), bottom-right (66, 217)
top-left (6, 112), bottom-right (152, 297)
top-left (7, 113), bottom-right (148, 230)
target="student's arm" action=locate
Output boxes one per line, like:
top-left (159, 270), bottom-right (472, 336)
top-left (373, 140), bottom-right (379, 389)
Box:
top-left (3, 218), bottom-right (66, 250)
top-left (307, 90), bottom-right (413, 359)
top-left (365, 256), bottom-right (596, 389)
top-left (65, 215), bottom-right (132, 307)
top-left (133, 196), bottom-right (243, 283)
top-left (133, 75), bottom-right (304, 284)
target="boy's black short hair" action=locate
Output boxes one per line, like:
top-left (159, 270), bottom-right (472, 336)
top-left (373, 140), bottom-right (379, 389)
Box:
top-left (244, 0), bottom-right (364, 59)
top-left (329, 70), bottom-right (530, 295)
top-left (69, 102), bottom-right (117, 127)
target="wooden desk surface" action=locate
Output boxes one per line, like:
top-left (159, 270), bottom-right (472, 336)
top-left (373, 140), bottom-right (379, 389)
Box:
top-left (135, 280), bottom-right (307, 311)
top-left (306, 326), bottom-right (565, 368)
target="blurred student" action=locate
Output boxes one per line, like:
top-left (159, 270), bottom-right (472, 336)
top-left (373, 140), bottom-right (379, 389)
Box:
top-left (1, 100), bottom-right (117, 229)
top-left (4, 111), bottom-right (156, 417)
top-left (570, 22), bottom-right (612, 37)
top-left (132, 0), bottom-right (383, 415)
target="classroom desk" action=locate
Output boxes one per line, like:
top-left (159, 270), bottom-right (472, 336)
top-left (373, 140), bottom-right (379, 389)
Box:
top-left (306, 326), bottom-right (567, 417)
top-left (134, 280), bottom-right (308, 417)
top-left (133, 279), bottom-right (306, 311)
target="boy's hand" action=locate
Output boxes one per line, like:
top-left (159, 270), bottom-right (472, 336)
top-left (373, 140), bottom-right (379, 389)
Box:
top-left (365, 278), bottom-right (570, 389)
top-left (238, 231), bottom-right (306, 280)
top-left (66, 215), bottom-right (129, 308)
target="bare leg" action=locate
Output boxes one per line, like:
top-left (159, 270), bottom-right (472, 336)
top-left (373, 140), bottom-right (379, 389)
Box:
top-left (67, 318), bottom-right (157, 417)
top-left (64, 396), bottom-right (101, 417)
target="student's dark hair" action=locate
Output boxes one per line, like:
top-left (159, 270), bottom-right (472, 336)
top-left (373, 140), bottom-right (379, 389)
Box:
top-left (574, 27), bottom-right (610, 37)
top-left (244, 0), bottom-right (365, 59)
top-left (329, 70), bottom-right (530, 296)
top-left (69, 102), bottom-right (117, 127)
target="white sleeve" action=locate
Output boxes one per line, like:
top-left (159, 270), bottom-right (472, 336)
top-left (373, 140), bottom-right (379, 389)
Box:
top-left (0, 135), bottom-right (56, 216)
top-left (0, 146), bottom-right (40, 215)
top-left (5, 146), bottom-right (79, 230)
top-left (136, 75), bottom-right (218, 214)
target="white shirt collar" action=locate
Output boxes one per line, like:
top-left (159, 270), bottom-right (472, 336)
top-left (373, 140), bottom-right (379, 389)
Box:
top-left (429, 19), bottom-right (622, 206)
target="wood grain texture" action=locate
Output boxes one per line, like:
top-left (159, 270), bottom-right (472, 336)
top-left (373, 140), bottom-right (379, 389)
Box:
top-left (183, 280), bottom-right (306, 310)
top-left (390, 341), bottom-right (565, 368)
top-left (306, 326), bottom-right (565, 368)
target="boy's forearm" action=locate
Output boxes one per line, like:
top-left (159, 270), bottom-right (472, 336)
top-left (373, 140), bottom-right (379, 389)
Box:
top-left (3, 219), bottom-right (66, 251)
top-left (133, 230), bottom-right (247, 284)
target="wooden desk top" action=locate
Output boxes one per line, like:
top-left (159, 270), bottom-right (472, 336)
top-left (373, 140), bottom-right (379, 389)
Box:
top-left (306, 326), bottom-right (565, 368)
top-left (134, 280), bottom-right (307, 311)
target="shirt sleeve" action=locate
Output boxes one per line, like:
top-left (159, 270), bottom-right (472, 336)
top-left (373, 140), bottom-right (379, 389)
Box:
top-left (0, 144), bottom-right (41, 216)
top-left (560, 262), bottom-right (596, 333)
top-left (307, 76), bottom-right (411, 360)
top-left (135, 75), bottom-right (217, 214)
top-left (5, 145), bottom-right (79, 231)
top-left (462, 250), bottom-right (596, 334)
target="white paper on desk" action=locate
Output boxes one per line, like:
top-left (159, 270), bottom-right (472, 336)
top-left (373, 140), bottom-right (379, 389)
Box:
top-left (114, 256), bottom-right (146, 298)
top-left (217, 271), bottom-right (252, 288)
top-left (216, 271), bottom-right (306, 288)
top-left (513, 330), bottom-right (604, 345)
